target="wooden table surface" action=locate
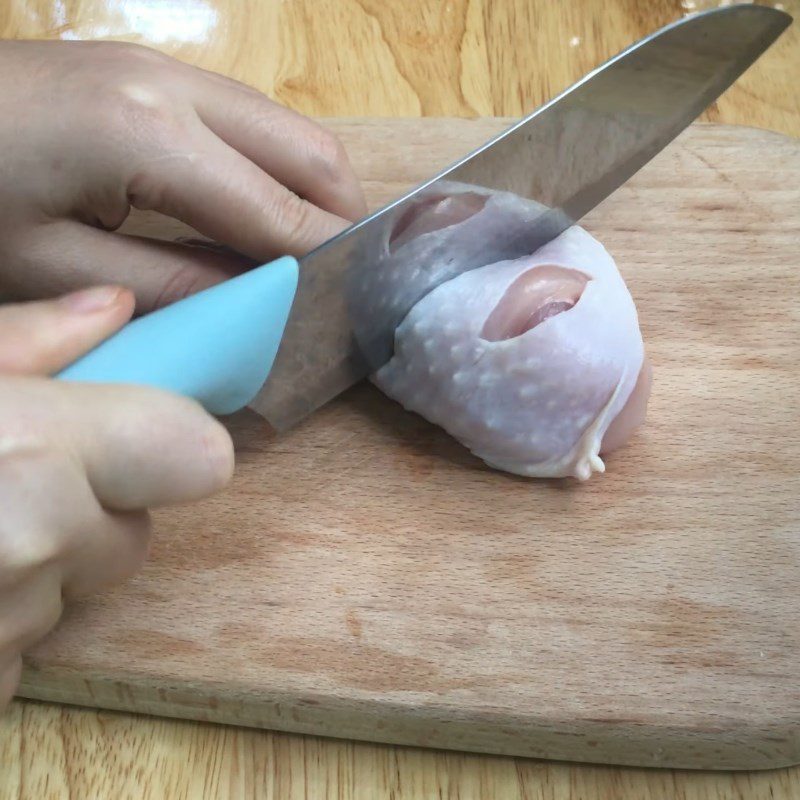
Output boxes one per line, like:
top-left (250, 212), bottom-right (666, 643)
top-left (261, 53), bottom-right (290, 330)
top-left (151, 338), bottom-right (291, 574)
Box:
top-left (1, 1), bottom-right (798, 798)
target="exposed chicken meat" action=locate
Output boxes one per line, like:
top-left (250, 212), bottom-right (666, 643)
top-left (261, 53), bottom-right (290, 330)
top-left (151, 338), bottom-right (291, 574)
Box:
top-left (349, 183), bottom-right (551, 368)
top-left (370, 186), bottom-right (649, 480)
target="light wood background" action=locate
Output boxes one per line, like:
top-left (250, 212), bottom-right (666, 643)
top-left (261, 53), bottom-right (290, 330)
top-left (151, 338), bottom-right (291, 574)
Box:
top-left (1, 0), bottom-right (799, 798)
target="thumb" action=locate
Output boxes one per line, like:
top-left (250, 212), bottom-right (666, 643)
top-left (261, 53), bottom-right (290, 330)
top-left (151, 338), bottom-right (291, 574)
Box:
top-left (0, 286), bottom-right (135, 376)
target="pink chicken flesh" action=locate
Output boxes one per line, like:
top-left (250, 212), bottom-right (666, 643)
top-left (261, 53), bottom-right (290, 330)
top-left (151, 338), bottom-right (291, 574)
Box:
top-left (371, 188), bottom-right (650, 480)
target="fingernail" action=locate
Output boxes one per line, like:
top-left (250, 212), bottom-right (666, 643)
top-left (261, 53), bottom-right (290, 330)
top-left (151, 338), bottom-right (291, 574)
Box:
top-left (60, 286), bottom-right (122, 313)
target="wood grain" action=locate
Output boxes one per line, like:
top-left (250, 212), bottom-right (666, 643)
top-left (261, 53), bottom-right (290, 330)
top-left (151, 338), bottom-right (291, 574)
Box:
top-left (1, 0), bottom-right (799, 798)
top-left (14, 119), bottom-right (800, 772)
top-left (1, 0), bottom-right (799, 131)
top-left (2, 701), bottom-right (799, 800)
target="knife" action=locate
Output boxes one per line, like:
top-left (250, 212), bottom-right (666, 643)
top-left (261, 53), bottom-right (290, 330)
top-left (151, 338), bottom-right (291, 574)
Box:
top-left (57, 4), bottom-right (791, 428)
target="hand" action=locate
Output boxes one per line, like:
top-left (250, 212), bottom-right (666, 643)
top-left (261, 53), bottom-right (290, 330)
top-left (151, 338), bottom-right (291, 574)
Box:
top-left (0, 40), bottom-right (367, 312)
top-left (0, 286), bottom-right (234, 709)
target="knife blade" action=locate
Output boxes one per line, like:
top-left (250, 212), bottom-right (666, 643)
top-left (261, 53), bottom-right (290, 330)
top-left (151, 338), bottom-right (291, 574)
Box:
top-left (252, 3), bottom-right (790, 430)
top-left (57, 4), bottom-right (790, 423)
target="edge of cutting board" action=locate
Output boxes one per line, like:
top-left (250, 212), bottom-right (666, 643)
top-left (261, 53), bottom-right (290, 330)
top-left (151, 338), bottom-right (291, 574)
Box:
top-left (19, 657), bottom-right (800, 770)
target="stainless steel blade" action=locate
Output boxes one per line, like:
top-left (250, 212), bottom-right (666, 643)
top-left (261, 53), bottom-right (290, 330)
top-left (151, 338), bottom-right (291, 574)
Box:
top-left (251, 3), bottom-right (790, 430)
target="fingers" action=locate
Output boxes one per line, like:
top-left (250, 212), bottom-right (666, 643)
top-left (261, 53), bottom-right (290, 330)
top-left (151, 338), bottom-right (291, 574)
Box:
top-left (61, 509), bottom-right (151, 598)
top-left (191, 72), bottom-right (367, 223)
top-left (0, 567), bottom-right (63, 653)
top-left (9, 222), bottom-right (251, 313)
top-left (0, 440), bottom-right (146, 593)
top-left (0, 42), bottom-right (364, 314)
top-left (0, 444), bottom-right (150, 597)
top-left (27, 378), bottom-right (235, 509)
top-left (0, 443), bottom-right (150, 681)
top-left (0, 287), bottom-right (134, 376)
top-left (0, 377), bottom-right (234, 511)
top-left (125, 126), bottom-right (352, 261)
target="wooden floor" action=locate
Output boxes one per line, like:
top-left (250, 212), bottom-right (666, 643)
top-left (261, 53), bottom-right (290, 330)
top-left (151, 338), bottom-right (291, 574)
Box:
top-left (1, 0), bottom-right (799, 798)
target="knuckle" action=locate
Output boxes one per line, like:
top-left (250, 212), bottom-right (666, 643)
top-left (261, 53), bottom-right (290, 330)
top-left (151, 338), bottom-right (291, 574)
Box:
top-left (96, 98), bottom-right (186, 200)
top-left (115, 41), bottom-right (171, 66)
top-left (94, 40), bottom-right (166, 63)
top-left (275, 190), bottom-right (315, 244)
top-left (114, 82), bottom-right (172, 124)
top-left (309, 128), bottom-right (351, 183)
top-left (126, 146), bottom-right (199, 212)
top-left (0, 529), bottom-right (62, 585)
top-left (87, 49), bottom-right (191, 183)
top-left (0, 424), bottom-right (47, 465)
top-left (60, 42), bottom-right (180, 146)
top-left (151, 265), bottom-right (212, 310)
top-left (0, 438), bottom-right (77, 586)
top-left (126, 162), bottom-right (166, 212)
top-left (91, 47), bottom-right (175, 124)
top-left (0, 443), bottom-right (67, 581)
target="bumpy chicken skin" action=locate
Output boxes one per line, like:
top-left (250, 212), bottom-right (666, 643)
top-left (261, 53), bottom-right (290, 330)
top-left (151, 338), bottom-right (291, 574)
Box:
top-left (371, 194), bottom-right (649, 480)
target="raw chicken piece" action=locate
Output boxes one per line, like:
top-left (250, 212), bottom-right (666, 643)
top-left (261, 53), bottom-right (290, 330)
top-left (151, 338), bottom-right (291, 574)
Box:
top-left (371, 190), bottom-right (649, 480)
top-left (349, 182), bottom-right (550, 368)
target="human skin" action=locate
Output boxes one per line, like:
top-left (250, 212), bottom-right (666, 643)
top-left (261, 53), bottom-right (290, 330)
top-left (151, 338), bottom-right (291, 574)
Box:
top-left (0, 39), bottom-right (367, 310)
top-left (0, 40), bottom-right (368, 709)
top-left (0, 286), bottom-right (239, 709)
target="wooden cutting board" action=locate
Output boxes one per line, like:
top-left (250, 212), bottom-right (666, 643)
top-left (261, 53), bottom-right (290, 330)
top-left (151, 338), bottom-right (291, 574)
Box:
top-left (19, 120), bottom-right (800, 771)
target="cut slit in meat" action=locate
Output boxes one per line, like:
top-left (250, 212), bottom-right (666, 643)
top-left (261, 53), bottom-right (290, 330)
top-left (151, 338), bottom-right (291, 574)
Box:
top-left (480, 263), bottom-right (650, 457)
top-left (370, 181), bottom-right (649, 480)
top-left (481, 265), bottom-right (589, 342)
top-left (481, 262), bottom-right (651, 456)
top-left (389, 193), bottom-right (489, 253)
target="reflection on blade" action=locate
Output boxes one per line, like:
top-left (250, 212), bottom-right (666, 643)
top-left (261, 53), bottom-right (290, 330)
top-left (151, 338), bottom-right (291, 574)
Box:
top-left (250, 4), bottom-right (790, 430)
top-left (349, 182), bottom-right (550, 370)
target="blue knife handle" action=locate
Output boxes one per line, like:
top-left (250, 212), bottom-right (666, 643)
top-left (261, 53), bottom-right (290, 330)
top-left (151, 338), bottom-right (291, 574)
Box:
top-left (56, 256), bottom-right (299, 416)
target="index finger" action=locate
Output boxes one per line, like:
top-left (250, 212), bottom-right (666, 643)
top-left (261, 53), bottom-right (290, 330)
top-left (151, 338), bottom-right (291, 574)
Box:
top-left (191, 69), bottom-right (367, 224)
top-left (126, 125), bottom-right (351, 261)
